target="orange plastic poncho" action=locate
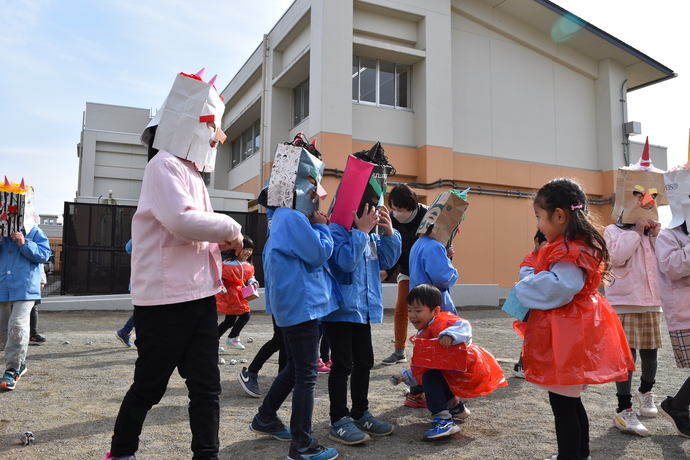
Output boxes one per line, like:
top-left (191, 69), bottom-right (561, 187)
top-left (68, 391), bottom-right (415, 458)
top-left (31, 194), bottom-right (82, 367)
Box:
top-left (411, 312), bottom-right (508, 399)
top-left (514, 236), bottom-right (634, 386)
top-left (215, 263), bottom-right (255, 315)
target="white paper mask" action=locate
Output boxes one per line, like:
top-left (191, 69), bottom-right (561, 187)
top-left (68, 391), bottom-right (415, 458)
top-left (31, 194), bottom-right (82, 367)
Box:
top-left (665, 164), bottom-right (690, 229)
top-left (141, 69), bottom-right (226, 172)
top-left (0, 177), bottom-right (35, 236)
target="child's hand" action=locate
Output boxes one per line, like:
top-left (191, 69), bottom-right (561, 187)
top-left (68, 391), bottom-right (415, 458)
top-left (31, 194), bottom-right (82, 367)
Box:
top-left (647, 220), bottom-right (661, 237)
top-left (446, 246), bottom-right (455, 259)
top-left (225, 234), bottom-right (244, 256)
top-left (311, 211), bottom-right (329, 226)
top-left (11, 232), bottom-right (25, 247)
top-left (439, 335), bottom-right (453, 348)
top-left (352, 204), bottom-right (378, 234)
top-left (376, 207), bottom-right (395, 236)
top-left (390, 374), bottom-right (403, 385)
top-left (635, 218), bottom-right (648, 237)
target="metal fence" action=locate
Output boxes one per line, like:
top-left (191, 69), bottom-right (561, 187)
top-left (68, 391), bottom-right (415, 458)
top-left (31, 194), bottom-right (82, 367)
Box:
top-left (56, 202), bottom-right (268, 296)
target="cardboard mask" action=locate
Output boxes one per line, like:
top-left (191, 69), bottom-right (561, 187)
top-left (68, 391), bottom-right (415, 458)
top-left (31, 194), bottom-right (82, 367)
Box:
top-left (0, 176), bottom-right (35, 237)
top-left (258, 134), bottom-right (326, 217)
top-left (329, 142), bottom-right (394, 230)
top-left (664, 162), bottom-right (690, 229)
top-left (417, 188), bottom-right (469, 248)
top-left (141, 69), bottom-right (226, 172)
top-left (611, 137), bottom-right (666, 224)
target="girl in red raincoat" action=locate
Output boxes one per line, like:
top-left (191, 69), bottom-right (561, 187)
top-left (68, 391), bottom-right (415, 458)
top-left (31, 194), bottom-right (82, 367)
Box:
top-left (393, 284), bottom-right (507, 441)
top-left (514, 178), bottom-right (634, 460)
top-left (216, 236), bottom-right (258, 350)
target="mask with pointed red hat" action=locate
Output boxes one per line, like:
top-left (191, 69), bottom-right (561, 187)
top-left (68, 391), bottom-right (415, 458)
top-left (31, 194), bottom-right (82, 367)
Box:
top-left (611, 137), bottom-right (667, 224)
top-left (140, 68), bottom-right (227, 172)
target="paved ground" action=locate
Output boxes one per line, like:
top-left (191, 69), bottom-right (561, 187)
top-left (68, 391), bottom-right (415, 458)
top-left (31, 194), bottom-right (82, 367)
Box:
top-left (1, 308), bottom-right (690, 459)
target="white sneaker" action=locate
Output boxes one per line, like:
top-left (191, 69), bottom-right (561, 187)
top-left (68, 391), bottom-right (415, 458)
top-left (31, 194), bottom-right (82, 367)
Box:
top-left (636, 391), bottom-right (658, 418)
top-left (613, 408), bottom-right (649, 437)
top-left (226, 337), bottom-right (246, 350)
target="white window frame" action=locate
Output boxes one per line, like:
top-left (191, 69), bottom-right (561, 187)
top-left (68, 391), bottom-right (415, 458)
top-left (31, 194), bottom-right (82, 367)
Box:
top-left (352, 56), bottom-right (412, 110)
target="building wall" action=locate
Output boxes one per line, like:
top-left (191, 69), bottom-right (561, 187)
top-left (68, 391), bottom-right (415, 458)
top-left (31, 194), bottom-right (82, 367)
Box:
top-left (219, 0), bottom-right (669, 289)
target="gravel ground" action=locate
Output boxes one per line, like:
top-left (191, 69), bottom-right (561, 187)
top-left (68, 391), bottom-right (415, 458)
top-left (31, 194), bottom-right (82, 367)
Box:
top-left (1, 308), bottom-right (690, 459)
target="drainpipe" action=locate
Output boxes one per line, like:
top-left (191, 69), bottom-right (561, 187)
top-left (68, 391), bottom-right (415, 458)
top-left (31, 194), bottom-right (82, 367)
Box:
top-left (259, 34), bottom-right (268, 197)
top-left (620, 79), bottom-right (629, 166)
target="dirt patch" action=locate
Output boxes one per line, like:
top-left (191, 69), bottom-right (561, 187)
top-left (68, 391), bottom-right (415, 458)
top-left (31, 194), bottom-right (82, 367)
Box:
top-left (1, 309), bottom-right (689, 459)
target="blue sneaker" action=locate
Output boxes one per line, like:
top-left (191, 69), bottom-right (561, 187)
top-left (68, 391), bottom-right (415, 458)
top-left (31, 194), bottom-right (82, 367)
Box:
top-left (287, 438), bottom-right (338, 460)
top-left (352, 410), bottom-right (394, 436)
top-left (249, 414), bottom-right (291, 441)
top-left (423, 417), bottom-right (460, 441)
top-left (115, 330), bottom-right (132, 348)
top-left (238, 367), bottom-right (261, 398)
top-left (0, 362), bottom-right (26, 391)
top-left (328, 416), bottom-right (370, 445)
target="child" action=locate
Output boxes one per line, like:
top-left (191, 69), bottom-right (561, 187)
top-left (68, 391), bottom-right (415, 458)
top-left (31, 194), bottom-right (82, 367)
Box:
top-left (513, 178), bottom-right (634, 460)
top-left (106, 69), bottom-right (244, 460)
top-left (322, 203), bottom-right (401, 444)
top-left (216, 236), bottom-right (258, 350)
top-left (392, 284), bottom-right (506, 440)
top-left (512, 230), bottom-right (547, 379)
top-left (381, 184), bottom-right (428, 365)
top-left (606, 141), bottom-right (665, 436)
top-left (655, 163), bottom-right (690, 438)
top-left (249, 137), bottom-right (338, 460)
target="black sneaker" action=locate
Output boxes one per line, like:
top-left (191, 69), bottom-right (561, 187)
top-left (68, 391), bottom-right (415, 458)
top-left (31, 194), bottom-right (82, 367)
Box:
top-left (659, 396), bottom-right (690, 438)
top-left (288, 438), bottom-right (338, 460)
top-left (29, 334), bottom-right (46, 344)
top-left (238, 367), bottom-right (261, 398)
top-left (249, 414), bottom-right (291, 441)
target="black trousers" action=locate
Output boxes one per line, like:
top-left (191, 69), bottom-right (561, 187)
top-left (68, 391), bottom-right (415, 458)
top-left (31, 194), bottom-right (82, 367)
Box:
top-left (549, 391), bottom-right (590, 460)
top-left (248, 315), bottom-right (286, 374)
top-left (218, 312), bottom-right (250, 339)
top-left (322, 321), bottom-right (373, 423)
top-left (110, 297), bottom-right (221, 459)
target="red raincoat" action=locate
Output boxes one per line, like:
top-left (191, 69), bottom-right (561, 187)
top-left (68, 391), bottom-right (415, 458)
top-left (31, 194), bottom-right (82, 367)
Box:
top-left (515, 236), bottom-right (635, 386)
top-left (411, 312), bottom-right (508, 399)
top-left (216, 263), bottom-right (255, 316)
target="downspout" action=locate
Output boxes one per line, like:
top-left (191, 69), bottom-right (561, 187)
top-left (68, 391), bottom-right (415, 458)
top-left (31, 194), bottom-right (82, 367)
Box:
top-left (259, 34), bottom-right (268, 198)
top-left (620, 79), bottom-right (629, 166)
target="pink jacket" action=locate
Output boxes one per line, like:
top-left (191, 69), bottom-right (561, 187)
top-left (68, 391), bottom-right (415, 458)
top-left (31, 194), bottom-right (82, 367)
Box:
top-left (603, 224), bottom-right (661, 313)
top-left (131, 151), bottom-right (242, 306)
top-left (655, 226), bottom-right (690, 331)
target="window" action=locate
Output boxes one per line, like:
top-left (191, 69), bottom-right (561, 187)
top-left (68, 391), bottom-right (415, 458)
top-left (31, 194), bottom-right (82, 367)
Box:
top-left (231, 119), bottom-right (261, 169)
top-left (293, 79), bottom-right (309, 127)
top-left (352, 56), bottom-right (411, 109)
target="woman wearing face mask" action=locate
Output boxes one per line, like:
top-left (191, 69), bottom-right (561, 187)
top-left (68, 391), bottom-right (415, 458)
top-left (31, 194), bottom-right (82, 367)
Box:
top-left (381, 185), bottom-right (428, 374)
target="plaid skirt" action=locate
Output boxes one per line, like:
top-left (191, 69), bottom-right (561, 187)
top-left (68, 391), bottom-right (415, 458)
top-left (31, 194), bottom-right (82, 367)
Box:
top-left (669, 330), bottom-right (690, 369)
top-left (617, 311), bottom-right (662, 350)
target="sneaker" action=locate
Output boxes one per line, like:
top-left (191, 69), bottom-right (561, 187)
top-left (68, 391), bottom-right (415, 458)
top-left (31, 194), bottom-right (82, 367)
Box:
top-left (249, 414), bottom-right (291, 441)
top-left (328, 416), bottom-right (370, 445)
top-left (512, 362), bottom-right (525, 378)
top-left (218, 346), bottom-right (225, 352)
top-left (29, 334), bottom-right (46, 344)
top-left (226, 337), bottom-right (245, 350)
top-left (613, 408), bottom-right (649, 437)
top-left (104, 451), bottom-right (136, 460)
top-left (324, 359), bottom-right (332, 368)
top-left (287, 438), bottom-right (338, 460)
top-left (352, 410), bottom-right (394, 436)
top-left (659, 396), bottom-right (690, 438)
top-left (449, 400), bottom-right (471, 420)
top-left (543, 457), bottom-right (590, 460)
top-left (381, 352), bottom-right (406, 365)
top-left (317, 359), bottom-right (331, 374)
top-left (423, 417), bottom-right (460, 441)
top-left (636, 391), bottom-right (658, 418)
top-left (404, 390), bottom-right (427, 408)
top-left (115, 330), bottom-right (132, 348)
top-left (0, 362), bottom-right (26, 391)
top-left (238, 367), bottom-right (261, 398)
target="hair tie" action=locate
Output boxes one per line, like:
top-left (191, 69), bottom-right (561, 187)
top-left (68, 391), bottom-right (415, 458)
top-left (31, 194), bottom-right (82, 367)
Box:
top-left (571, 204), bottom-right (583, 211)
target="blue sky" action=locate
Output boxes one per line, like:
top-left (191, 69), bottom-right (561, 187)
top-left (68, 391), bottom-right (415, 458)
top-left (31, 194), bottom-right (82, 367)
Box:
top-left (1, 0), bottom-right (688, 222)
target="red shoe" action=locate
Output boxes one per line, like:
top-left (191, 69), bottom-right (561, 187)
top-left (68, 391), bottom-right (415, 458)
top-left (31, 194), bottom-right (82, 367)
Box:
top-left (404, 391), bottom-right (427, 408)
top-left (317, 359), bottom-right (331, 374)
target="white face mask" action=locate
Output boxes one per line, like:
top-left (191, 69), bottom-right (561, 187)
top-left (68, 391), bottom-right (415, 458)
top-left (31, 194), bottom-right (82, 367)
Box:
top-left (391, 209), bottom-right (413, 223)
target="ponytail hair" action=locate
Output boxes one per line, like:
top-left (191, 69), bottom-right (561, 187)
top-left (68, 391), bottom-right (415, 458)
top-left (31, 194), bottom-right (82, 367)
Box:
top-left (534, 178), bottom-right (611, 281)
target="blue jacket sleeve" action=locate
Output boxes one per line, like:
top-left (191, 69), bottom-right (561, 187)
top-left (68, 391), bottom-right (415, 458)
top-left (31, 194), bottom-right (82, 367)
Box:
top-left (282, 214), bottom-right (333, 268)
top-left (330, 224), bottom-right (369, 273)
top-left (438, 319), bottom-right (472, 344)
top-left (427, 243), bottom-right (458, 289)
top-left (376, 230), bottom-right (402, 271)
top-left (514, 261), bottom-right (585, 310)
top-left (20, 227), bottom-right (51, 264)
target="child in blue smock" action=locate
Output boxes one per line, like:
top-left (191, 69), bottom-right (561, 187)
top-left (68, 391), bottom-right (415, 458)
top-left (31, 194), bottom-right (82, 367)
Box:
top-left (322, 204), bottom-right (401, 444)
top-left (409, 230), bottom-right (458, 314)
